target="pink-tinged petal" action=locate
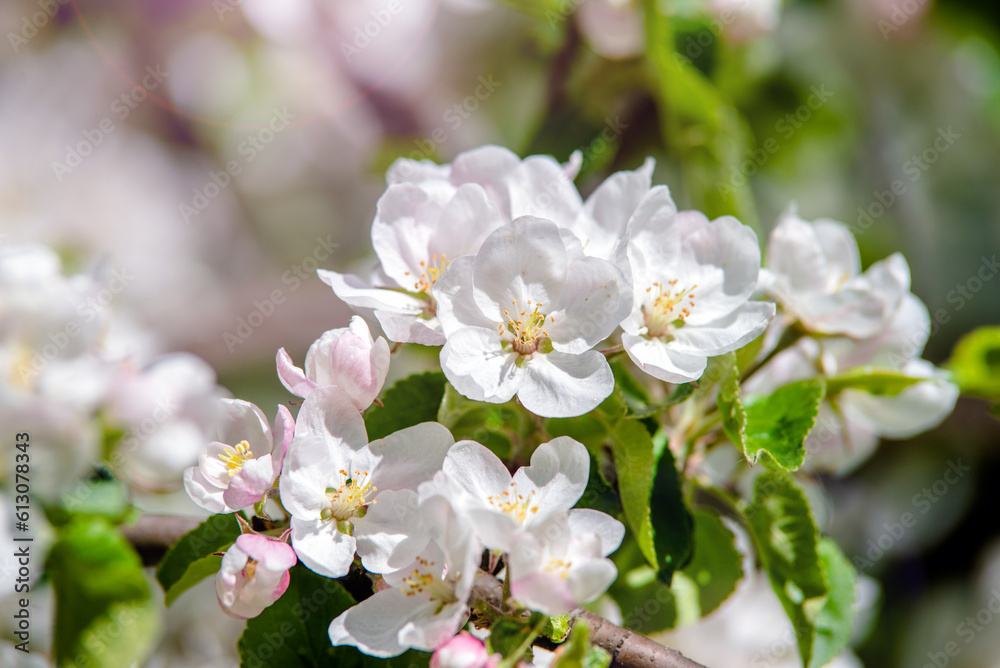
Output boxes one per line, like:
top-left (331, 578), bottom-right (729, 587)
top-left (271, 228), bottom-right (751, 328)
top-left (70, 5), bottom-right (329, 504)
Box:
top-left (270, 404), bottom-right (295, 476)
top-left (431, 632), bottom-right (497, 668)
top-left (216, 399), bottom-right (272, 456)
top-left (471, 218), bottom-right (570, 322)
top-left (449, 145), bottom-right (523, 219)
top-left (237, 533), bottom-right (298, 571)
top-left (182, 467), bottom-right (230, 513)
top-left (319, 270), bottom-right (425, 313)
top-left (371, 184), bottom-right (448, 288)
top-left (518, 350), bottom-right (614, 418)
top-left (327, 316), bottom-right (390, 409)
top-left (440, 327), bottom-right (522, 404)
top-left (511, 571), bottom-right (576, 616)
top-left (622, 332), bottom-right (708, 384)
top-left (223, 455), bottom-right (275, 510)
top-left (290, 517), bottom-right (357, 579)
top-left (272, 570), bottom-right (291, 601)
top-left (513, 436), bottom-right (590, 519)
top-left (276, 348), bottom-right (318, 399)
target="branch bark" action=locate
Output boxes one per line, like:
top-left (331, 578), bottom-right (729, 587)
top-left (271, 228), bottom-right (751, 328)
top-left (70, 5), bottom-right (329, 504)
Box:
top-left (125, 514), bottom-right (707, 668)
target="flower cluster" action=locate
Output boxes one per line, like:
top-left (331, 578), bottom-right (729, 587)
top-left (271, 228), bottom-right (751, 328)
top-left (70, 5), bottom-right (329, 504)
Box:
top-left (325, 145), bottom-right (776, 417)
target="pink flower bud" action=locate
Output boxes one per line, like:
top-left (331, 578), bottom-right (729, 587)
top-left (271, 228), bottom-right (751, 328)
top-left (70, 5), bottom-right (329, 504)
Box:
top-left (431, 632), bottom-right (499, 668)
top-left (216, 533), bottom-right (297, 619)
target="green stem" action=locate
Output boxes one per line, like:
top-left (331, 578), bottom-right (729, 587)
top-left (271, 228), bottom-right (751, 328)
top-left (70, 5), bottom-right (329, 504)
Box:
top-left (498, 615), bottom-right (549, 668)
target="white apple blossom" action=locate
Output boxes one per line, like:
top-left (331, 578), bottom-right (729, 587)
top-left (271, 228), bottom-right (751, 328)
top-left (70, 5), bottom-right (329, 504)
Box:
top-left (435, 437), bottom-right (591, 552)
top-left (761, 207), bottom-right (908, 339)
top-left (183, 400), bottom-right (294, 514)
top-left (575, 0), bottom-right (645, 60)
top-left (621, 188), bottom-right (775, 383)
top-left (320, 182), bottom-right (505, 345)
top-left (435, 217), bottom-right (630, 417)
top-left (431, 632), bottom-right (499, 668)
top-left (279, 386), bottom-right (455, 578)
top-left (508, 509), bottom-right (625, 616)
top-left (329, 494), bottom-right (481, 657)
top-left (705, 0), bottom-right (783, 43)
top-left (216, 533), bottom-right (297, 619)
top-left (744, 289), bottom-right (958, 474)
top-left (276, 315), bottom-right (390, 410)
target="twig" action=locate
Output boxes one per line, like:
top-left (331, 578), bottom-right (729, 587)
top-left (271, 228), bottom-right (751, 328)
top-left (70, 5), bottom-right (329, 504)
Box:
top-left (125, 515), bottom-right (708, 668)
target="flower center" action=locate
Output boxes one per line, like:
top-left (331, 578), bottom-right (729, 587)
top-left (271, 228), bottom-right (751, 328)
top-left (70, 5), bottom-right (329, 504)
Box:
top-left (401, 556), bottom-right (458, 608)
top-left (642, 280), bottom-right (696, 338)
top-left (498, 300), bottom-right (554, 357)
top-left (405, 253), bottom-right (450, 295)
top-left (219, 441), bottom-right (254, 477)
top-left (320, 469), bottom-right (377, 529)
top-left (545, 557), bottom-right (572, 579)
top-left (486, 484), bottom-right (540, 524)
top-left (243, 558), bottom-right (258, 580)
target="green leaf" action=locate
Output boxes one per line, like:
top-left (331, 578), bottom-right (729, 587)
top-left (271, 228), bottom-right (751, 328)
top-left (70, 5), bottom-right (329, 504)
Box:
top-left (365, 371), bottom-right (447, 441)
top-left (552, 624), bottom-right (611, 668)
top-left (745, 473), bottom-right (828, 668)
top-left (612, 359), bottom-right (695, 419)
top-left (438, 382), bottom-right (523, 460)
top-left (164, 555), bottom-right (223, 606)
top-left (825, 367), bottom-right (922, 397)
top-left (547, 389), bottom-right (627, 453)
top-left (682, 509), bottom-right (744, 617)
top-left (714, 353), bottom-right (747, 452)
top-left (611, 420), bottom-right (657, 566)
top-left (489, 615), bottom-right (540, 659)
top-left (47, 474), bottom-right (136, 527)
top-left (543, 614), bottom-right (573, 643)
top-left (809, 538), bottom-right (858, 668)
top-left (649, 446), bottom-right (695, 584)
top-left (48, 518), bottom-right (159, 668)
top-left (947, 326), bottom-right (1000, 399)
top-left (156, 513), bottom-right (242, 596)
top-left (742, 378), bottom-right (826, 471)
top-left (239, 565), bottom-right (423, 667)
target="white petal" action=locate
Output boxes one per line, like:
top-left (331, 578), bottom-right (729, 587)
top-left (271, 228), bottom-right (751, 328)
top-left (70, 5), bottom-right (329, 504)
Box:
top-left (354, 489), bottom-right (430, 574)
top-left (182, 467), bottom-right (230, 513)
top-left (216, 398), bottom-right (271, 455)
top-left (434, 255), bottom-right (495, 335)
top-left (513, 436), bottom-right (590, 519)
top-left (567, 509), bottom-right (626, 556)
top-left (371, 184), bottom-right (446, 288)
top-left (507, 155), bottom-right (584, 228)
top-left (440, 327), bottom-right (522, 404)
top-left (518, 351), bottom-right (614, 418)
top-left (223, 455), bottom-right (274, 510)
top-left (548, 256), bottom-right (631, 353)
top-left (373, 309), bottom-right (445, 346)
top-left (566, 558), bottom-right (619, 608)
top-left (574, 158), bottom-right (654, 261)
top-left (622, 332), bottom-right (708, 383)
top-left (319, 270), bottom-right (424, 313)
top-left (812, 219), bottom-right (861, 280)
top-left (669, 301), bottom-right (775, 357)
top-left (291, 517), bottom-right (357, 578)
top-left (329, 588), bottom-right (429, 658)
top-left (442, 440), bottom-right (512, 502)
top-left (367, 422), bottom-right (455, 492)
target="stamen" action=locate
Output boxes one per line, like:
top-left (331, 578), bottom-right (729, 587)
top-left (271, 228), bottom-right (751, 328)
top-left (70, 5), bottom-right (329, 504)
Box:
top-left (219, 440), bottom-right (254, 477)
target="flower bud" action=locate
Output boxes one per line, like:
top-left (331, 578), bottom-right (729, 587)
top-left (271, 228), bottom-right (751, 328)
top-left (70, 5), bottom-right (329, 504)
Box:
top-left (430, 632), bottom-right (499, 668)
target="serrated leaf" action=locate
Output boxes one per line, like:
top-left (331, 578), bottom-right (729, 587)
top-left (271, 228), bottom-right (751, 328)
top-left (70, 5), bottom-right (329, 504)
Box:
top-left (156, 513), bottom-right (242, 595)
top-left (825, 367), bottom-right (922, 397)
top-left (745, 473), bottom-right (828, 668)
top-left (552, 624), bottom-right (611, 668)
top-left (742, 378), bottom-right (826, 471)
top-left (809, 538), bottom-right (858, 668)
top-left (947, 326), bottom-right (1000, 399)
top-left (649, 446), bottom-right (695, 584)
top-left (164, 554), bottom-right (222, 606)
top-left (48, 518), bottom-right (159, 668)
top-left (715, 353), bottom-right (747, 451)
top-left (365, 371), bottom-right (447, 441)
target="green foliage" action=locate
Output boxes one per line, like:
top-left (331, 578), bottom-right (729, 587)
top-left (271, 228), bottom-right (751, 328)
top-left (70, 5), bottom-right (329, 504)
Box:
top-left (48, 518), bottom-right (159, 668)
top-left (365, 371), bottom-right (447, 441)
top-left (47, 473), bottom-right (137, 527)
top-left (156, 513), bottom-right (243, 603)
top-left (742, 378), bottom-right (826, 471)
top-left (715, 353), bottom-right (748, 450)
top-left (745, 473), bottom-right (830, 668)
top-left (825, 367), bottom-right (923, 397)
top-left (164, 555), bottom-right (223, 606)
top-left (489, 615), bottom-right (541, 660)
top-left (947, 325), bottom-right (1000, 398)
top-left (681, 509), bottom-right (745, 618)
top-left (552, 624), bottom-right (611, 668)
top-left (649, 445), bottom-right (695, 584)
top-left (611, 420), bottom-right (657, 568)
top-left (610, 360), bottom-right (694, 419)
top-left (810, 538), bottom-right (858, 668)
top-left (438, 382), bottom-right (526, 460)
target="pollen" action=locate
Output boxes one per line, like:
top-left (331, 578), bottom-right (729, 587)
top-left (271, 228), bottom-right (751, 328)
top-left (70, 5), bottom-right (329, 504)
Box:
top-left (500, 300), bottom-right (553, 356)
top-left (320, 469), bottom-right (376, 527)
top-left (486, 483), bottom-right (540, 524)
top-left (219, 441), bottom-right (254, 477)
top-left (642, 280), bottom-right (697, 338)
top-left (413, 253), bottom-right (449, 294)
